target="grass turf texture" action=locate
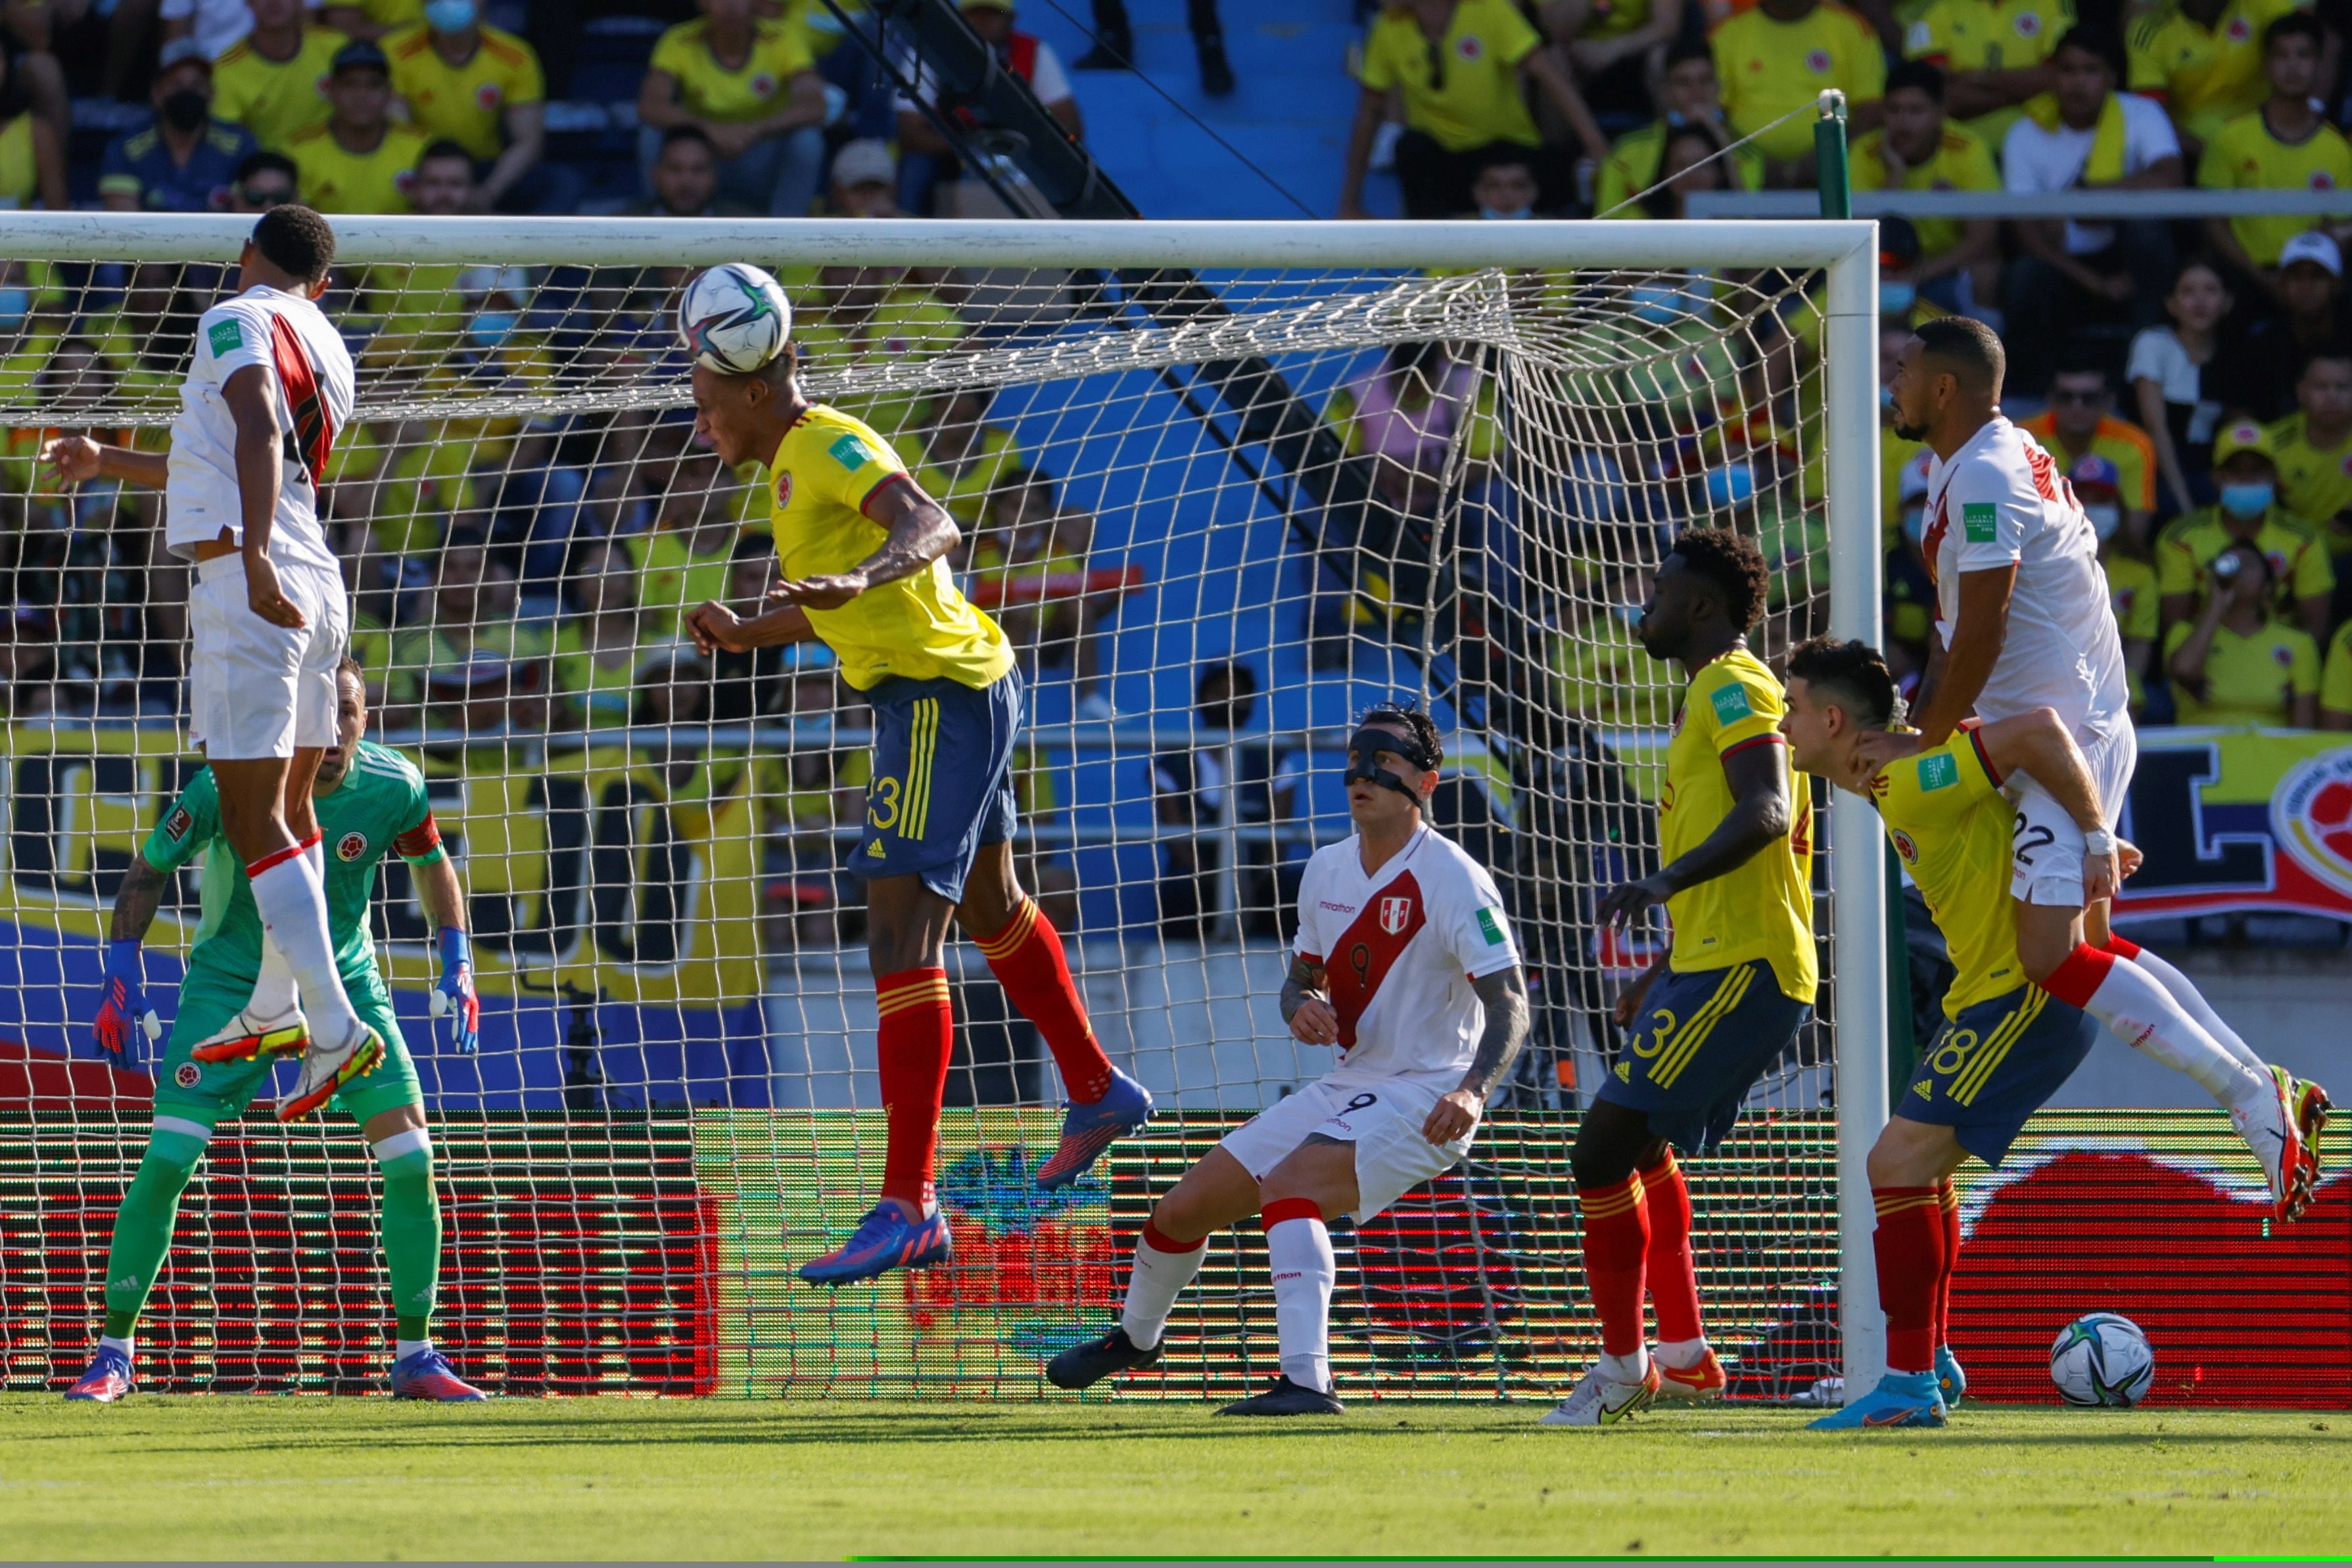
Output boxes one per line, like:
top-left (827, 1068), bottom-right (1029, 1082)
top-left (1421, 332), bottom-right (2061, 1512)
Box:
top-left (2, 1398), bottom-right (2345, 1559)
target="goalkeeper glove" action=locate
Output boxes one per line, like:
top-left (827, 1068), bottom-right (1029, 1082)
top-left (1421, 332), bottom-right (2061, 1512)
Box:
top-left (93, 940), bottom-right (161, 1067)
top-left (429, 927), bottom-right (480, 1056)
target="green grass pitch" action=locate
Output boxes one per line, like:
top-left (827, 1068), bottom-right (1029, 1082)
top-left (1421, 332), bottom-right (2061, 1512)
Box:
top-left (3, 1398), bottom-right (2346, 1559)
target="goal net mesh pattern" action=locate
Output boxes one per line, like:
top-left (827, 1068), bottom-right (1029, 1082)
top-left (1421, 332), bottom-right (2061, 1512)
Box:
top-left (0, 245), bottom-right (1843, 1399)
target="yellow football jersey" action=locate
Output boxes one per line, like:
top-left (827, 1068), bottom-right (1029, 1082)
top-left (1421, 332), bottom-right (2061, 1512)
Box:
top-left (1359, 0), bottom-right (1543, 154)
top-left (628, 526), bottom-right (740, 641)
top-left (2129, 0), bottom-right (2305, 147)
top-left (287, 121), bottom-right (427, 214)
top-left (2323, 619), bottom-right (2352, 715)
top-left (1900, 0), bottom-right (2073, 147)
top-left (766, 404), bottom-right (1015, 691)
top-left (1872, 730), bottom-right (2027, 1016)
top-left (1660, 646), bottom-right (1816, 1002)
top-left (385, 22), bottom-right (544, 160)
top-left (2267, 409), bottom-right (2352, 536)
top-left (1712, 2), bottom-right (1887, 162)
top-left (1848, 122), bottom-right (2000, 259)
top-left (2163, 618), bottom-right (2319, 723)
top-left (212, 26), bottom-right (348, 150)
top-left (2196, 111), bottom-right (2352, 266)
top-left (647, 17), bottom-right (815, 124)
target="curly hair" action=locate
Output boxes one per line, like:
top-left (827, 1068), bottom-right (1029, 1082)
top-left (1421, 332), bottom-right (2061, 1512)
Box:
top-left (252, 204), bottom-right (335, 283)
top-left (1668, 527), bottom-right (1769, 634)
top-left (1355, 698), bottom-right (1444, 770)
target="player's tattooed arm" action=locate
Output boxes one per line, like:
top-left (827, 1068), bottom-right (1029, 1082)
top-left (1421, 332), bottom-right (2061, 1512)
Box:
top-left (767, 478), bottom-right (961, 610)
top-left (1595, 741), bottom-right (1791, 925)
top-left (1424, 965), bottom-right (1528, 1143)
top-left (1973, 706), bottom-right (2120, 902)
top-left (108, 854), bottom-right (168, 943)
top-left (1282, 954), bottom-right (1340, 1046)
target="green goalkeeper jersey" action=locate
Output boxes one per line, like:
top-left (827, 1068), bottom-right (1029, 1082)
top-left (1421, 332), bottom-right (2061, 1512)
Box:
top-left (141, 739), bottom-right (448, 981)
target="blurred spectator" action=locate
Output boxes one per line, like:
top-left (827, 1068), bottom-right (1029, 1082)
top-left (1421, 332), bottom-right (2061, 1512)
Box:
top-left (552, 536), bottom-right (642, 730)
top-left (0, 5), bottom-right (70, 137)
top-left (2197, 15), bottom-right (2351, 290)
top-left (2130, 256), bottom-right (2232, 517)
top-left (1340, 0), bottom-right (1606, 220)
top-left (626, 430), bottom-right (743, 640)
top-left (2212, 230), bottom-right (2345, 417)
top-left (1470, 152), bottom-right (1537, 218)
top-left (711, 532), bottom-right (786, 722)
top-left (1151, 659), bottom-right (1258, 940)
top-left (2002, 26), bottom-right (2182, 394)
top-left (354, 139), bottom-right (474, 372)
top-left (1879, 317), bottom-right (1927, 534)
top-left (0, 48), bottom-right (67, 210)
top-left (632, 638), bottom-right (714, 728)
top-left (1852, 62), bottom-right (2000, 323)
top-left (1326, 338), bottom-right (1494, 516)
top-left (1627, 116), bottom-right (1735, 219)
top-left (2322, 614), bottom-right (2352, 726)
top-left (388, 536), bottom-right (552, 734)
top-left (627, 125), bottom-right (757, 218)
top-left (1710, 0), bottom-right (1886, 185)
top-left (789, 264), bottom-right (963, 434)
top-left (161, 0), bottom-right (261, 60)
top-left (2267, 344), bottom-right (2352, 616)
top-left (287, 39), bottom-right (428, 214)
top-left (976, 468), bottom-right (1131, 717)
top-left (1541, 0), bottom-right (1685, 122)
top-left (897, 0), bottom-right (1081, 216)
top-left (2165, 541), bottom-right (2320, 726)
top-left (1077, 0), bottom-right (1232, 97)
top-left (1593, 41), bottom-right (1764, 215)
top-left (2021, 354), bottom-right (2159, 543)
top-left (212, 0), bottom-right (346, 150)
top-left (2129, 0), bottom-right (2297, 158)
top-left (100, 38), bottom-right (259, 212)
top-left (387, 0), bottom-right (559, 213)
top-left (2157, 418), bottom-right (2336, 643)
top-left (1555, 563), bottom-right (1678, 726)
top-left (2075, 451), bottom-right (2161, 708)
top-left (826, 136), bottom-right (897, 217)
top-left (1884, 450), bottom-right (1936, 687)
top-left (907, 387), bottom-right (1025, 528)
top-left (228, 147), bottom-right (300, 208)
top-left (640, 0), bottom-right (826, 219)
top-left (1900, 0), bottom-right (2069, 149)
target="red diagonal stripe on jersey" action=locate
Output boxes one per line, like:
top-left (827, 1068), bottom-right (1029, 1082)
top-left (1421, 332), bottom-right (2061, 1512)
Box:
top-left (270, 313), bottom-right (336, 483)
top-left (1325, 871), bottom-right (1427, 1051)
top-left (1921, 493), bottom-right (1948, 590)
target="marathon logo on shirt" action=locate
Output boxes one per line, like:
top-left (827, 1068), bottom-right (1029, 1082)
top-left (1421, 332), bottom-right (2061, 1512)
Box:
top-left (1710, 683), bottom-right (1754, 726)
top-left (1917, 752), bottom-right (1960, 792)
top-left (207, 318), bottom-right (244, 358)
top-left (829, 433), bottom-right (876, 472)
top-left (163, 806), bottom-right (195, 842)
top-left (1963, 502), bottom-right (1998, 543)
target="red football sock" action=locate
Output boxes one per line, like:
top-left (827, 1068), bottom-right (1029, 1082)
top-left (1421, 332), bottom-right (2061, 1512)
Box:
top-left (977, 896), bottom-right (1113, 1104)
top-left (1873, 1186), bottom-right (1946, 1375)
top-left (876, 966), bottom-right (954, 1211)
top-left (1578, 1172), bottom-right (1650, 1358)
top-left (1637, 1149), bottom-right (1705, 1346)
top-left (1934, 1180), bottom-right (1960, 1348)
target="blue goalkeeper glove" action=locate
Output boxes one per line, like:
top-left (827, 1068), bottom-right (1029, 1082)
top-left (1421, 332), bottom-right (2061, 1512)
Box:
top-left (429, 927), bottom-right (479, 1056)
top-left (93, 940), bottom-right (161, 1067)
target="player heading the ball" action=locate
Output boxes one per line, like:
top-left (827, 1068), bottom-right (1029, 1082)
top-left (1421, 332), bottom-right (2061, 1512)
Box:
top-left (1044, 703), bottom-right (1531, 1415)
top-left (682, 264), bottom-right (1152, 1287)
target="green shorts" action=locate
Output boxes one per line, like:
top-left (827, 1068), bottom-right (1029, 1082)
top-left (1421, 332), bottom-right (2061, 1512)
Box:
top-left (152, 960), bottom-right (421, 1130)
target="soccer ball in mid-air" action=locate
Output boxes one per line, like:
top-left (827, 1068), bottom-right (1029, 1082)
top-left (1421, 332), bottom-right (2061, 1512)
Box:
top-left (2049, 1312), bottom-right (2155, 1407)
top-left (678, 263), bottom-right (791, 374)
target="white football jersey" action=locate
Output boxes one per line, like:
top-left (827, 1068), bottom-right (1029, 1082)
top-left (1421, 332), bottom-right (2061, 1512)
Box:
top-left (166, 285), bottom-right (354, 578)
top-left (1924, 415), bottom-right (2130, 743)
top-left (1290, 825), bottom-right (1521, 1086)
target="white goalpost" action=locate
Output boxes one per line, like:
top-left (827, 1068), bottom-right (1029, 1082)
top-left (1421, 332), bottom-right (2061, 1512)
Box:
top-left (0, 214), bottom-right (1883, 1400)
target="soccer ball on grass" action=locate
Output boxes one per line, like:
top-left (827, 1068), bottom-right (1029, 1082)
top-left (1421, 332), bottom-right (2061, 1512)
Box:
top-left (2048, 1311), bottom-right (2154, 1407)
top-left (678, 263), bottom-right (791, 374)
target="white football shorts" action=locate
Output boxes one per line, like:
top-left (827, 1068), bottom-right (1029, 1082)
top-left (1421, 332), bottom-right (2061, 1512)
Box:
top-left (1217, 1073), bottom-right (1473, 1223)
top-left (2007, 720), bottom-right (2138, 908)
top-left (188, 554), bottom-right (348, 760)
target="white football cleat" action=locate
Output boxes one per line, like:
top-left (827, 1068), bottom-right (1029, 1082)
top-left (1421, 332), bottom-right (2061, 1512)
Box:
top-left (187, 1004), bottom-right (308, 1063)
top-left (1538, 1361), bottom-right (1660, 1427)
top-left (275, 1020), bottom-right (385, 1122)
top-left (2230, 1064), bottom-right (2306, 1222)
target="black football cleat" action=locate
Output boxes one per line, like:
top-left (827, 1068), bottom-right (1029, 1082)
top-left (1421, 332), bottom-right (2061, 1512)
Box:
top-left (1216, 1375), bottom-right (1344, 1416)
top-left (1047, 1327), bottom-right (1162, 1390)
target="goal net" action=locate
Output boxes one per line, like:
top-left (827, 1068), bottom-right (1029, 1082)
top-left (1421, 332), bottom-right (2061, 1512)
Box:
top-left (0, 216), bottom-right (1884, 1399)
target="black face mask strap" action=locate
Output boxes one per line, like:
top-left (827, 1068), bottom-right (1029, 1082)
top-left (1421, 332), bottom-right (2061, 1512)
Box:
top-left (1343, 724), bottom-right (1437, 800)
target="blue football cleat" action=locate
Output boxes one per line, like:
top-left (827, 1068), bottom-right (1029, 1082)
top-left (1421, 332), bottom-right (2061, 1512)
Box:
top-left (1808, 1370), bottom-right (1948, 1429)
top-left (1935, 1343), bottom-right (1968, 1406)
top-left (390, 1347), bottom-right (488, 1402)
top-left (799, 1201), bottom-right (954, 1285)
top-left (64, 1346), bottom-right (133, 1403)
top-left (1036, 1068), bottom-right (1154, 1191)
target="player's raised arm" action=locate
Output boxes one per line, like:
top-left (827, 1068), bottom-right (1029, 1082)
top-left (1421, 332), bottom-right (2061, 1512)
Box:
top-left (1971, 706), bottom-right (2120, 904)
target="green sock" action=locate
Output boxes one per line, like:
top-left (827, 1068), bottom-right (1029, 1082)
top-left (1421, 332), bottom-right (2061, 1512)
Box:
top-left (101, 1121), bottom-right (210, 1340)
top-left (375, 1128), bottom-right (440, 1345)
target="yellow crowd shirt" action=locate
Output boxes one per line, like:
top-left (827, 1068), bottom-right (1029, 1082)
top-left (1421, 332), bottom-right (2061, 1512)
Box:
top-left (1871, 729), bottom-right (2030, 1015)
top-left (1595, 118), bottom-right (1766, 212)
top-left (2267, 409), bottom-right (2352, 536)
top-left (2196, 110), bottom-right (2352, 266)
top-left (2129, 0), bottom-right (2307, 147)
top-left (1712, 1), bottom-right (1887, 162)
top-left (2156, 506), bottom-right (2336, 610)
top-left (1359, 0), bottom-right (1543, 154)
top-left (212, 26), bottom-right (348, 149)
top-left (767, 404), bottom-right (1016, 691)
top-left (0, 112), bottom-right (35, 207)
top-left (1847, 120), bottom-right (2001, 259)
top-left (648, 17), bottom-right (815, 123)
top-left (2322, 619), bottom-right (2352, 716)
top-left (286, 120), bottom-right (428, 213)
top-left (385, 22), bottom-right (544, 160)
top-left (1660, 645), bottom-right (1817, 1002)
top-left (627, 526), bottom-right (740, 641)
top-left (1902, 0), bottom-right (2073, 147)
top-left (2163, 618), bottom-right (2319, 722)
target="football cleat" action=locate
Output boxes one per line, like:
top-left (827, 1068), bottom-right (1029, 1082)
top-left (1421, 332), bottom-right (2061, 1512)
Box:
top-left (1653, 1347), bottom-right (1726, 1400)
top-left (1215, 1375), bottom-right (1344, 1416)
top-left (799, 1201), bottom-right (953, 1285)
top-left (390, 1347), bottom-right (488, 1402)
top-left (1046, 1326), bottom-right (1162, 1391)
top-left (188, 1004), bottom-right (309, 1063)
top-left (273, 1020), bottom-right (384, 1123)
top-left (1935, 1343), bottom-right (1968, 1406)
top-left (2231, 1065), bottom-right (2307, 1222)
top-left (1807, 1370), bottom-right (1947, 1430)
top-left (1539, 1361), bottom-right (1660, 1426)
top-left (2290, 1077), bottom-right (2331, 1217)
top-left (1036, 1067), bottom-right (1154, 1191)
top-left (62, 1346), bottom-right (133, 1403)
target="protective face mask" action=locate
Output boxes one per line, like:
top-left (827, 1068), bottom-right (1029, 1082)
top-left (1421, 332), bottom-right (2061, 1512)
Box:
top-left (2220, 482), bottom-right (2274, 519)
top-left (1705, 462), bottom-right (1756, 509)
top-left (1614, 602), bottom-right (1643, 628)
top-left (2084, 502), bottom-right (2121, 541)
top-left (424, 0), bottom-right (477, 31)
top-left (1628, 285), bottom-right (1680, 324)
top-left (1479, 205), bottom-right (1533, 221)
top-left (1881, 383), bottom-right (1897, 411)
top-left (1880, 280), bottom-right (1916, 315)
top-left (1901, 507), bottom-right (1926, 545)
top-left (469, 310), bottom-right (518, 348)
top-left (160, 89), bottom-right (209, 131)
top-left (0, 288), bottom-right (29, 331)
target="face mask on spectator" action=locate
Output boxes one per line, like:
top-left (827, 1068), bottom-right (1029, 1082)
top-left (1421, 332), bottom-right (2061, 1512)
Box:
top-left (424, 0), bottom-right (477, 31)
top-left (1901, 505), bottom-right (1926, 545)
top-left (1879, 281), bottom-right (1916, 315)
top-left (1479, 204), bottom-right (1532, 221)
top-left (161, 89), bottom-right (209, 131)
top-left (1881, 383), bottom-right (1896, 411)
top-left (0, 288), bottom-right (28, 330)
top-left (2083, 502), bottom-right (2121, 540)
top-left (469, 309), bottom-right (518, 348)
top-left (1629, 281), bottom-right (1703, 325)
top-left (2220, 482), bottom-right (2274, 519)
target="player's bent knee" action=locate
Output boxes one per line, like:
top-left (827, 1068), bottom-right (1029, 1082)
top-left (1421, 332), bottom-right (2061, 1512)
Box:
top-left (1868, 1117), bottom-right (1960, 1189)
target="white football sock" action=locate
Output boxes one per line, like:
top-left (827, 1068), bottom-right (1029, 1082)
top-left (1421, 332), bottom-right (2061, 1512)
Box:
top-left (247, 928), bottom-right (298, 1019)
top-left (99, 1333), bottom-right (134, 1357)
top-left (1119, 1222), bottom-right (1206, 1351)
top-left (2119, 944), bottom-right (2267, 1076)
top-left (2067, 949), bottom-right (2267, 1109)
top-left (247, 845), bottom-right (362, 1044)
top-left (396, 1338), bottom-right (433, 1360)
top-left (1265, 1207), bottom-right (1335, 1394)
top-left (1656, 1336), bottom-right (1710, 1371)
top-left (1598, 1347), bottom-right (1650, 1383)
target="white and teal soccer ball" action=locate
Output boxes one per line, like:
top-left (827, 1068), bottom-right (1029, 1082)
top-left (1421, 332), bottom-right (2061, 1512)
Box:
top-left (2050, 1312), bottom-right (2155, 1407)
top-left (678, 263), bottom-right (791, 374)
